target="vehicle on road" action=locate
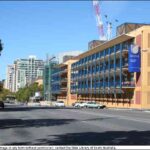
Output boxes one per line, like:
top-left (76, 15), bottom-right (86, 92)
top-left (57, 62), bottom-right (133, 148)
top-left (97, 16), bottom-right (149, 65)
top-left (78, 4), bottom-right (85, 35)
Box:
top-left (85, 101), bottom-right (106, 109)
top-left (54, 101), bottom-right (65, 107)
top-left (0, 101), bottom-right (4, 109)
top-left (27, 102), bottom-right (41, 107)
top-left (74, 102), bottom-right (87, 108)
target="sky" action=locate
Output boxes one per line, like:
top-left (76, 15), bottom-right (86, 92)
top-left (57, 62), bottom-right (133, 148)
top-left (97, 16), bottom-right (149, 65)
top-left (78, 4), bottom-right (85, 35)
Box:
top-left (0, 1), bottom-right (150, 80)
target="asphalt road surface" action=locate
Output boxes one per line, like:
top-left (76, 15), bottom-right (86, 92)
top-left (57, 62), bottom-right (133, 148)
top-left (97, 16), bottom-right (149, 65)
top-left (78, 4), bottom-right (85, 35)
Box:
top-left (0, 104), bottom-right (150, 145)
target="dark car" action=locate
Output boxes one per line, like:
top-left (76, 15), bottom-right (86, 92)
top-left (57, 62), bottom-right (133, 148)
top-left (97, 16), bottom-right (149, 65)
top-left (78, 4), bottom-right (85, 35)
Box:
top-left (0, 101), bottom-right (4, 109)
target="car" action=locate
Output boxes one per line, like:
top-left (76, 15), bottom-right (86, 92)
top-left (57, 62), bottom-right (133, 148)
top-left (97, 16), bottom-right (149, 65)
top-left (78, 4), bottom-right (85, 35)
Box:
top-left (85, 101), bottom-right (106, 109)
top-left (0, 101), bottom-right (4, 109)
top-left (74, 102), bottom-right (87, 108)
top-left (54, 101), bottom-right (65, 107)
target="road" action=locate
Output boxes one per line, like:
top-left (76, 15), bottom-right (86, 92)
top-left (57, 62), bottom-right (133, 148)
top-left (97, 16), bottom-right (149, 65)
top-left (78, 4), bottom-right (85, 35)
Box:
top-left (0, 104), bottom-right (150, 145)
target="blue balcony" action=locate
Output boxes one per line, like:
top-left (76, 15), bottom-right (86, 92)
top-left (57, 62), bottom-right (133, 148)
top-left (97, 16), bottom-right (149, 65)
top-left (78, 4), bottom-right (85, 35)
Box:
top-left (109, 82), bottom-right (114, 87)
top-left (122, 81), bottom-right (135, 87)
top-left (116, 63), bottom-right (120, 68)
top-left (115, 82), bottom-right (121, 87)
top-left (110, 65), bottom-right (114, 69)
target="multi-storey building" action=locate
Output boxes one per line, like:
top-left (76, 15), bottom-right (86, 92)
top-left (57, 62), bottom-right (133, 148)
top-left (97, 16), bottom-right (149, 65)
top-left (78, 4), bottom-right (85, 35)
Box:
top-left (15, 55), bottom-right (44, 91)
top-left (5, 65), bottom-right (16, 92)
top-left (70, 23), bottom-right (150, 109)
top-left (6, 56), bottom-right (44, 92)
top-left (51, 59), bottom-right (77, 105)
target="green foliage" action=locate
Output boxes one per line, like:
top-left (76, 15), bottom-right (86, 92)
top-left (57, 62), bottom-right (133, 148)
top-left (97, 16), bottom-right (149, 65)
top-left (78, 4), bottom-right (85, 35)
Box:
top-left (0, 88), bottom-right (15, 101)
top-left (0, 82), bottom-right (3, 92)
top-left (16, 83), bottom-right (43, 102)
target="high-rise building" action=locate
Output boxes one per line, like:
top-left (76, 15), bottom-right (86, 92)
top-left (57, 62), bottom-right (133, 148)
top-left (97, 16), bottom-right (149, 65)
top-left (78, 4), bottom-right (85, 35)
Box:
top-left (5, 65), bottom-right (15, 92)
top-left (6, 55), bottom-right (44, 92)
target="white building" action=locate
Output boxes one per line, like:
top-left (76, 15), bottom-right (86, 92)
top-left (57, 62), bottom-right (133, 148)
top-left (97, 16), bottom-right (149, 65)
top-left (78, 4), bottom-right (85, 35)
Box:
top-left (6, 55), bottom-right (44, 92)
top-left (5, 65), bottom-right (16, 92)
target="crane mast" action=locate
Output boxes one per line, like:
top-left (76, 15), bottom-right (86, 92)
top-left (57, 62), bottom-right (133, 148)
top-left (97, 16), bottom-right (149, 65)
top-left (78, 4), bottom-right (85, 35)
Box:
top-left (93, 0), bottom-right (106, 40)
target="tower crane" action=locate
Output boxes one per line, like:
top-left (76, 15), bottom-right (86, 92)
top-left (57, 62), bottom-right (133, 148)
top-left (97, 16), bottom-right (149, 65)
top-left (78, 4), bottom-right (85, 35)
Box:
top-left (92, 0), bottom-right (106, 40)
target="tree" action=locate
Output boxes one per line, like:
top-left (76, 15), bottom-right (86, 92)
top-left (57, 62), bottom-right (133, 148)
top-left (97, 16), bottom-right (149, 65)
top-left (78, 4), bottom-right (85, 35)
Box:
top-left (0, 88), bottom-right (15, 101)
top-left (15, 83), bottom-right (44, 102)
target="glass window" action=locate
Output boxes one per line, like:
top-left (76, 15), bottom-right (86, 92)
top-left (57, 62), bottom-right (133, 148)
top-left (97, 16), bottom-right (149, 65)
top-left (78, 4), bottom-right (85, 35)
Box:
top-left (88, 55), bottom-right (91, 61)
top-left (105, 49), bottom-right (109, 55)
top-left (110, 46), bottom-right (114, 53)
top-left (96, 52), bottom-right (99, 59)
top-left (116, 44), bottom-right (120, 51)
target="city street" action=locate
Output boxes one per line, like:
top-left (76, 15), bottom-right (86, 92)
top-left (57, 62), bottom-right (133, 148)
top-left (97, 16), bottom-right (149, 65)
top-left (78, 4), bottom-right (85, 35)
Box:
top-left (0, 104), bottom-right (150, 145)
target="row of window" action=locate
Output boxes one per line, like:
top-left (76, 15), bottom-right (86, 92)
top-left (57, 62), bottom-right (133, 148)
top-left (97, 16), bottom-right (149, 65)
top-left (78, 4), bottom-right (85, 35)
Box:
top-left (72, 62), bottom-right (128, 79)
top-left (72, 42), bottom-right (130, 69)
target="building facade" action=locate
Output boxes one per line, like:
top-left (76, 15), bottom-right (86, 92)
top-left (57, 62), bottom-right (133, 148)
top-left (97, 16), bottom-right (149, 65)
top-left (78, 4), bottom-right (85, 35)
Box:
top-left (51, 59), bottom-right (77, 105)
top-left (70, 24), bottom-right (150, 109)
top-left (43, 60), bottom-right (58, 101)
top-left (5, 65), bottom-right (16, 92)
top-left (6, 56), bottom-right (44, 92)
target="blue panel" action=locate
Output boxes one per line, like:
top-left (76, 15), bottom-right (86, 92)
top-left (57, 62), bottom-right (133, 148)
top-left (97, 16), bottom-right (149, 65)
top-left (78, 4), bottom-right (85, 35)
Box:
top-left (128, 44), bottom-right (141, 72)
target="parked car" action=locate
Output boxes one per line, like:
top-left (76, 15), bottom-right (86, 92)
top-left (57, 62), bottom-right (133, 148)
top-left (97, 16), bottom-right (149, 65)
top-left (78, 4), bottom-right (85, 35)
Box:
top-left (0, 101), bottom-right (4, 109)
top-left (74, 102), bottom-right (87, 108)
top-left (85, 101), bottom-right (106, 109)
top-left (54, 101), bottom-right (65, 107)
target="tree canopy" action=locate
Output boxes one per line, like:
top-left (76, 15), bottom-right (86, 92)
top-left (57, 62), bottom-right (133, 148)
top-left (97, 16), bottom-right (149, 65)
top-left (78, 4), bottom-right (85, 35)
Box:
top-left (15, 83), bottom-right (43, 102)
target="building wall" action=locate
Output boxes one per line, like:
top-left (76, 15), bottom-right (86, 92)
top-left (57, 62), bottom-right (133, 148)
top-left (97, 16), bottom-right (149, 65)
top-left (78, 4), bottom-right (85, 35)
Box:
top-left (66, 59), bottom-right (78, 106)
top-left (70, 26), bottom-right (150, 109)
top-left (51, 59), bottom-right (78, 106)
top-left (5, 65), bottom-right (16, 92)
top-left (6, 56), bottom-right (44, 92)
top-left (44, 61), bottom-right (58, 101)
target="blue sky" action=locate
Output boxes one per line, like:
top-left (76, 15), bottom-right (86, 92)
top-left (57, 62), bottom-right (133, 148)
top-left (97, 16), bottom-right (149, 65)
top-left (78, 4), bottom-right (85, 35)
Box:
top-left (0, 1), bottom-right (150, 79)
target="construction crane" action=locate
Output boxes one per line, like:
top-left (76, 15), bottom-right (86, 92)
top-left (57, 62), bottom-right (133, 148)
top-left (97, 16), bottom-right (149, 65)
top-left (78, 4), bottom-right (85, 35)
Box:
top-left (92, 0), bottom-right (106, 40)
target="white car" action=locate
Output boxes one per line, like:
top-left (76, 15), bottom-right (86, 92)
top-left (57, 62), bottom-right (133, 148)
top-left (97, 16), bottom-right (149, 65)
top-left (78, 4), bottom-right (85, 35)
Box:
top-left (74, 102), bottom-right (87, 108)
top-left (85, 101), bottom-right (106, 109)
top-left (54, 101), bottom-right (65, 107)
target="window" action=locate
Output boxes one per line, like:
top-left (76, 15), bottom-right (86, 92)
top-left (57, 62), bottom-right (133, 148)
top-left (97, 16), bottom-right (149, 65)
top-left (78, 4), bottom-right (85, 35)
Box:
top-left (122, 42), bottom-right (128, 49)
top-left (96, 52), bottom-right (99, 59)
top-left (110, 46), bottom-right (114, 53)
top-left (88, 55), bottom-right (91, 61)
top-left (92, 53), bottom-right (96, 60)
top-left (100, 51), bottom-right (104, 57)
top-left (105, 49), bottom-right (109, 55)
top-left (116, 44), bottom-right (120, 52)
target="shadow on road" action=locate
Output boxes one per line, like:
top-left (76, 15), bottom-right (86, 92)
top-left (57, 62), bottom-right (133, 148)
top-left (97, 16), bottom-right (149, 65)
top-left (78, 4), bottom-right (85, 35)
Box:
top-left (0, 106), bottom-right (77, 112)
top-left (0, 118), bottom-right (76, 129)
top-left (5, 131), bottom-right (150, 145)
